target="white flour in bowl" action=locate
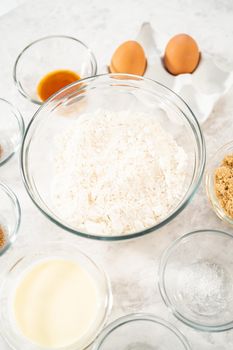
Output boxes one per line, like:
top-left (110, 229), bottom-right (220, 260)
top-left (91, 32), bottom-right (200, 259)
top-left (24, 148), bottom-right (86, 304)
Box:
top-left (51, 110), bottom-right (187, 236)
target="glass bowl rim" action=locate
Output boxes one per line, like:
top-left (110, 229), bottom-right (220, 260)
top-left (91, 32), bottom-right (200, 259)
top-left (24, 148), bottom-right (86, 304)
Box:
top-left (0, 182), bottom-right (21, 256)
top-left (92, 313), bottom-right (191, 350)
top-left (13, 34), bottom-right (98, 105)
top-left (0, 240), bottom-right (112, 350)
top-left (205, 140), bottom-right (233, 226)
top-left (0, 98), bottom-right (25, 166)
top-left (158, 229), bottom-right (233, 332)
top-left (20, 73), bottom-right (206, 241)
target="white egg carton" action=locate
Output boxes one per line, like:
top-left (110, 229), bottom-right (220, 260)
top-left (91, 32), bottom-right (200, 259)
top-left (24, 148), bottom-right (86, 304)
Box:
top-left (136, 22), bottom-right (233, 124)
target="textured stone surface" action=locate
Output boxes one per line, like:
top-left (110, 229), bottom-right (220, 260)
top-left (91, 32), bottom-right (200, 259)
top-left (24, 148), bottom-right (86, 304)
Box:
top-left (0, 0), bottom-right (233, 348)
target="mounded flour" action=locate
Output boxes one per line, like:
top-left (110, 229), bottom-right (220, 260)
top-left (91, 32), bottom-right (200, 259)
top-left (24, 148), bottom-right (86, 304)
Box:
top-left (52, 110), bottom-right (187, 235)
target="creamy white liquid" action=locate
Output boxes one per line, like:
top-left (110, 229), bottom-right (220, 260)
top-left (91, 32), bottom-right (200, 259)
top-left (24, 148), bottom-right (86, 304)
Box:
top-left (13, 259), bottom-right (99, 348)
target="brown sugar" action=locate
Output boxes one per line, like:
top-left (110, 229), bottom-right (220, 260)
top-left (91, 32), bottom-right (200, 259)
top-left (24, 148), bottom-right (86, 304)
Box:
top-left (0, 226), bottom-right (6, 248)
top-left (214, 154), bottom-right (233, 219)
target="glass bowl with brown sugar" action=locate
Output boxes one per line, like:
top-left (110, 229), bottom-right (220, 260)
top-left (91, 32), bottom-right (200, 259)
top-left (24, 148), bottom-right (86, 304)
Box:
top-left (206, 140), bottom-right (233, 225)
top-left (0, 182), bottom-right (21, 255)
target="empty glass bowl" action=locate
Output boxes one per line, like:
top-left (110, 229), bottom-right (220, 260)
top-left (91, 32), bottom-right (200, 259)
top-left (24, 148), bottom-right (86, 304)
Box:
top-left (0, 182), bottom-right (21, 255)
top-left (0, 241), bottom-right (112, 350)
top-left (14, 35), bottom-right (97, 104)
top-left (205, 141), bottom-right (233, 226)
top-left (0, 98), bottom-right (24, 166)
top-left (21, 74), bottom-right (205, 240)
top-left (159, 229), bottom-right (233, 332)
top-left (92, 313), bottom-right (191, 350)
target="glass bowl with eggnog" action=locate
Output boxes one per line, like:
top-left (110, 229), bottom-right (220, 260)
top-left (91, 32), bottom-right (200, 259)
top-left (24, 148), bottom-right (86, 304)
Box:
top-left (0, 241), bottom-right (112, 350)
top-left (21, 74), bottom-right (205, 240)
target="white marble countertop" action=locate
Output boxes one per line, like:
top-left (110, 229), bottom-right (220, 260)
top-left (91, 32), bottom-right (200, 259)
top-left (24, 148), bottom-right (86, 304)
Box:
top-left (0, 0), bottom-right (233, 348)
top-left (0, 0), bottom-right (26, 17)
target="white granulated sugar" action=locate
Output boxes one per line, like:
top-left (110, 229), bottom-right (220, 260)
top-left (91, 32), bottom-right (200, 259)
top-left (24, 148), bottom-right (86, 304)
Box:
top-left (178, 260), bottom-right (228, 316)
top-left (52, 110), bottom-right (187, 236)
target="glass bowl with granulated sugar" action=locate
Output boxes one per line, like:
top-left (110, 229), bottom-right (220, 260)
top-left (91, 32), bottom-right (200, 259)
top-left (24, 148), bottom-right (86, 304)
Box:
top-left (21, 74), bottom-right (205, 241)
top-left (0, 183), bottom-right (21, 255)
top-left (206, 140), bottom-right (233, 226)
top-left (159, 229), bottom-right (233, 332)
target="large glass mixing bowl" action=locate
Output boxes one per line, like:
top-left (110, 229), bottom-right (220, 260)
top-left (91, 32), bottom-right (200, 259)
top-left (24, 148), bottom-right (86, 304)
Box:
top-left (21, 74), bottom-right (205, 241)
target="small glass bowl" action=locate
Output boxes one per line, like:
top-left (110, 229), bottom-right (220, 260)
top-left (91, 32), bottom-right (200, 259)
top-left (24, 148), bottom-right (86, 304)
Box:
top-left (159, 229), bottom-right (233, 332)
top-left (92, 313), bottom-right (191, 350)
top-left (14, 35), bottom-right (97, 105)
top-left (205, 141), bottom-right (233, 225)
top-left (0, 182), bottom-right (21, 256)
top-left (0, 98), bottom-right (24, 166)
top-left (0, 241), bottom-right (112, 350)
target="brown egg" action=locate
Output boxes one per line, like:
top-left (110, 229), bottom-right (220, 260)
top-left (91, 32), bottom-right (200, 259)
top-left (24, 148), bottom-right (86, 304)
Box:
top-left (110, 40), bottom-right (147, 76)
top-left (164, 34), bottom-right (200, 75)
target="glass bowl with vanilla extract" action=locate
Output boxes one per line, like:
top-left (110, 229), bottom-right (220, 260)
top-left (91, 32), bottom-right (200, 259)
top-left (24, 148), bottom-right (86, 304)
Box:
top-left (13, 35), bottom-right (97, 105)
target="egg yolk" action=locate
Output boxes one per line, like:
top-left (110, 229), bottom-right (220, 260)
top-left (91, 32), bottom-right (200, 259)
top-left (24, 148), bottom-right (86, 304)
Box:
top-left (37, 69), bottom-right (81, 102)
